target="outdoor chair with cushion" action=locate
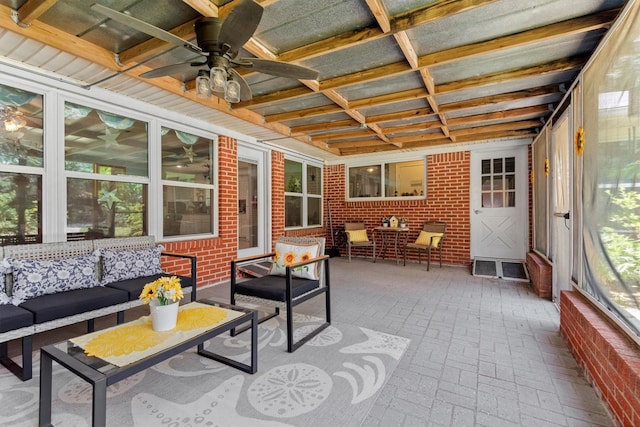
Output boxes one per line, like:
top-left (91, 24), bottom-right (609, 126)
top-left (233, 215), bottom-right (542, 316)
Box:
top-left (403, 221), bottom-right (446, 271)
top-left (230, 236), bottom-right (330, 352)
top-left (344, 221), bottom-right (376, 262)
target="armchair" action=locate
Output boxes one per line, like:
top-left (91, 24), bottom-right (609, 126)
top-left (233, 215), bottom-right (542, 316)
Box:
top-left (403, 221), bottom-right (446, 271)
top-left (230, 236), bottom-right (330, 352)
top-left (344, 221), bottom-right (376, 262)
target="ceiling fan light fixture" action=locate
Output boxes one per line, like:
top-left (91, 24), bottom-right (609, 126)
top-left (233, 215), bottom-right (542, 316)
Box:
top-left (224, 79), bottom-right (241, 103)
top-left (210, 67), bottom-right (227, 93)
top-left (195, 70), bottom-right (212, 98)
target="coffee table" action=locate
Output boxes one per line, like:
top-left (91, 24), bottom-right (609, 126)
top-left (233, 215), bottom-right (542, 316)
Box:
top-left (39, 299), bottom-right (257, 427)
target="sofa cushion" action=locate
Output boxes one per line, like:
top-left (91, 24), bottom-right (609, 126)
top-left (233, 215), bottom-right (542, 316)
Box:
top-left (7, 253), bottom-right (100, 305)
top-left (19, 287), bottom-right (129, 324)
top-left (0, 304), bottom-right (33, 333)
top-left (235, 275), bottom-right (320, 302)
top-left (100, 246), bottom-right (163, 285)
top-left (269, 241), bottom-right (321, 280)
top-left (105, 273), bottom-right (194, 301)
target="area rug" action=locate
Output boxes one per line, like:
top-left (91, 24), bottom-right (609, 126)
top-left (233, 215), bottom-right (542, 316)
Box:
top-left (0, 313), bottom-right (410, 426)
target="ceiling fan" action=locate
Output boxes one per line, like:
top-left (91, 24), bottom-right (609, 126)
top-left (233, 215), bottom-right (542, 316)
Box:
top-left (91, 0), bottom-right (319, 103)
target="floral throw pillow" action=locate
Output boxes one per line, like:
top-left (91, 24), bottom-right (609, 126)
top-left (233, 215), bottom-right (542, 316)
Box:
top-left (269, 242), bottom-right (321, 280)
top-left (8, 252), bottom-right (100, 305)
top-left (0, 258), bottom-right (11, 305)
top-left (100, 246), bottom-right (164, 285)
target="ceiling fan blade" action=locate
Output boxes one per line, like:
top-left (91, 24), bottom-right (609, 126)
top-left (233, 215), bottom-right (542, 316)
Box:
top-left (91, 3), bottom-right (203, 54)
top-left (234, 58), bottom-right (319, 80)
top-left (228, 68), bottom-right (253, 102)
top-left (218, 0), bottom-right (263, 54)
top-left (139, 61), bottom-right (204, 79)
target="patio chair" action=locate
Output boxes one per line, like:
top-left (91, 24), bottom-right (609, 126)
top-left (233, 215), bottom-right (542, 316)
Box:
top-left (230, 236), bottom-right (331, 352)
top-left (403, 221), bottom-right (446, 271)
top-left (344, 221), bottom-right (376, 262)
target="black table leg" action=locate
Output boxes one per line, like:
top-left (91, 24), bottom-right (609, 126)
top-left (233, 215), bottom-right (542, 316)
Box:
top-left (38, 352), bottom-right (53, 427)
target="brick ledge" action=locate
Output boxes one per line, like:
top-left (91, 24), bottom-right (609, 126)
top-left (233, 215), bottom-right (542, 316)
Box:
top-left (560, 291), bottom-right (640, 427)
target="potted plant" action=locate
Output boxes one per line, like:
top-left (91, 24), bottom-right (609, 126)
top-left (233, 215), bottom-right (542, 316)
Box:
top-left (381, 217), bottom-right (390, 227)
top-left (399, 217), bottom-right (407, 228)
top-left (139, 276), bottom-right (184, 331)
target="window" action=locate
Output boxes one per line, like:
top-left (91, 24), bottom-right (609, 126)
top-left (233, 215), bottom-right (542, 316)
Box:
top-left (285, 158), bottom-right (322, 228)
top-left (0, 84), bottom-right (43, 244)
top-left (64, 102), bottom-right (148, 239)
top-left (582, 4), bottom-right (640, 337)
top-left (348, 159), bottom-right (425, 199)
top-left (161, 127), bottom-right (215, 236)
top-left (481, 157), bottom-right (516, 208)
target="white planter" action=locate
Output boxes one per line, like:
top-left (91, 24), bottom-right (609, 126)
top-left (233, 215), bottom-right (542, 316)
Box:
top-left (150, 300), bottom-right (179, 331)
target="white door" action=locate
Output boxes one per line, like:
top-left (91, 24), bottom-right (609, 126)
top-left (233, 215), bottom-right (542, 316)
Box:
top-left (237, 145), bottom-right (269, 258)
top-left (550, 111), bottom-right (573, 304)
top-left (471, 146), bottom-right (529, 260)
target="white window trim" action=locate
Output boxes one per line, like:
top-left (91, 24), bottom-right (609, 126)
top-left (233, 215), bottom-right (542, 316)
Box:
top-left (284, 154), bottom-right (323, 230)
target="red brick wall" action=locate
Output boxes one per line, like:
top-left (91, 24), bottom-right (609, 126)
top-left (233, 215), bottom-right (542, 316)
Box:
top-left (324, 152), bottom-right (471, 266)
top-left (560, 291), bottom-right (640, 427)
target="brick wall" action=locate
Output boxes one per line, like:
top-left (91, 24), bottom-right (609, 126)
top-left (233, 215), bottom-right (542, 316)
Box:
top-left (324, 152), bottom-right (471, 266)
top-left (560, 291), bottom-right (640, 427)
top-left (525, 251), bottom-right (552, 300)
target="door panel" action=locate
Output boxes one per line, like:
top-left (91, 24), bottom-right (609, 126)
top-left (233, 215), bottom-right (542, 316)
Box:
top-left (551, 111), bottom-right (573, 304)
top-left (237, 145), bottom-right (268, 258)
top-left (471, 146), bottom-right (528, 260)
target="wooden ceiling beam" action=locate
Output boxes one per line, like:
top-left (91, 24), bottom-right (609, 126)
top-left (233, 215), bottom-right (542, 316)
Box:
top-left (380, 120), bottom-right (443, 133)
top-left (234, 86), bottom-right (315, 109)
top-left (365, 0), bottom-right (391, 33)
top-left (289, 119), bottom-right (359, 134)
top-left (437, 56), bottom-right (587, 94)
top-left (329, 139), bottom-right (391, 149)
top-left (419, 8), bottom-right (620, 67)
top-left (13, 0), bottom-right (58, 26)
top-left (390, 131), bottom-right (447, 144)
top-left (440, 84), bottom-right (561, 112)
top-left (450, 120), bottom-right (541, 137)
top-left (366, 107), bottom-right (433, 124)
top-left (447, 105), bottom-right (550, 126)
top-left (315, 130), bottom-right (377, 141)
top-left (264, 104), bottom-right (345, 123)
top-left (117, 19), bottom-right (199, 65)
top-left (390, 0), bottom-right (499, 32)
top-left (348, 88), bottom-right (428, 109)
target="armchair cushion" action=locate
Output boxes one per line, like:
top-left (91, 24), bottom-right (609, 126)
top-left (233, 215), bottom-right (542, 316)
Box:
top-left (235, 275), bottom-right (320, 302)
top-left (269, 241), bottom-right (321, 280)
top-left (415, 231), bottom-right (443, 248)
top-left (346, 229), bottom-right (369, 242)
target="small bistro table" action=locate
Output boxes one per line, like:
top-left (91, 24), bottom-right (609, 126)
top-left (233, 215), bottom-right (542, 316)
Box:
top-left (374, 226), bottom-right (411, 264)
top-left (39, 299), bottom-right (257, 427)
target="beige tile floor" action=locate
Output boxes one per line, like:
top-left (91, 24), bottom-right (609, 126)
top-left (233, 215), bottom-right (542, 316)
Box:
top-left (5, 255), bottom-right (614, 426)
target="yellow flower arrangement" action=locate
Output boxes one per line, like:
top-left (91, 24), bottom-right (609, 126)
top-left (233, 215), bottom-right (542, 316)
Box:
top-left (139, 276), bottom-right (183, 306)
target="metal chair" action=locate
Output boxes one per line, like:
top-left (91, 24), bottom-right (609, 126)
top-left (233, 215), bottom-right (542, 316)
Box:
top-left (230, 236), bottom-right (330, 352)
top-left (344, 221), bottom-right (376, 262)
top-left (403, 221), bottom-right (446, 270)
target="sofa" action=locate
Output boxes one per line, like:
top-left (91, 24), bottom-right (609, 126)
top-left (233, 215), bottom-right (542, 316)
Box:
top-left (0, 236), bottom-right (197, 381)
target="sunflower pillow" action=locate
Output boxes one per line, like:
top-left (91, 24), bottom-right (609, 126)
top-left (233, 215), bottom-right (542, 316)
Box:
top-left (269, 242), bottom-right (321, 280)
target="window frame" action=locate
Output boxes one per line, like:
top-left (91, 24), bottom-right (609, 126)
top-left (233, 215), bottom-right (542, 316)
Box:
top-left (346, 156), bottom-right (427, 201)
top-left (159, 124), bottom-right (218, 239)
top-left (284, 155), bottom-right (323, 230)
